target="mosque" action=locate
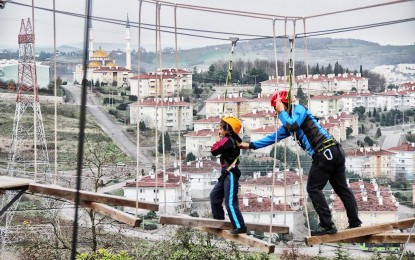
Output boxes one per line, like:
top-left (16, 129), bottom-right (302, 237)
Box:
top-left (72, 16), bottom-right (133, 87)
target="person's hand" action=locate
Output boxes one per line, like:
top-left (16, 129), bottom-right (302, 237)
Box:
top-left (238, 142), bottom-right (250, 150)
top-left (275, 102), bottom-right (285, 113)
top-left (216, 133), bottom-right (221, 142)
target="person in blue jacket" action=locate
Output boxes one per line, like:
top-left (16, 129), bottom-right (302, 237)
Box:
top-left (239, 90), bottom-right (362, 236)
top-left (210, 116), bottom-right (247, 235)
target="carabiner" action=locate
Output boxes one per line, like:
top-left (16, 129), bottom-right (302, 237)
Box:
top-left (323, 148), bottom-right (333, 161)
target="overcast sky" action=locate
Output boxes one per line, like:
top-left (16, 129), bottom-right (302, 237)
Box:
top-left (1, 0), bottom-right (414, 50)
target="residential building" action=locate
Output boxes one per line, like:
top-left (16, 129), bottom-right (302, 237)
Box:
top-left (130, 68), bottom-right (192, 98)
top-left (193, 116), bottom-right (221, 132)
top-left (240, 170), bottom-right (307, 208)
top-left (129, 97), bottom-right (193, 131)
top-left (387, 142), bottom-right (415, 181)
top-left (167, 159), bottom-right (221, 199)
top-left (239, 193), bottom-right (297, 232)
top-left (260, 73), bottom-right (368, 96)
top-left (184, 128), bottom-right (217, 158)
top-left (345, 147), bottom-right (395, 180)
top-left (123, 171), bottom-right (191, 215)
top-left (332, 179), bottom-right (398, 229)
top-left (240, 110), bottom-right (276, 135)
top-left (319, 112), bottom-right (359, 142)
top-left (205, 93), bottom-right (250, 118)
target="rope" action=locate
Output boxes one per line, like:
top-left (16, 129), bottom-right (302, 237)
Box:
top-left (302, 18), bottom-right (311, 109)
top-left (288, 21), bottom-right (311, 236)
top-left (173, 3), bottom-right (184, 212)
top-left (135, 0), bottom-right (143, 220)
top-left (268, 18), bottom-right (280, 242)
top-left (154, 1), bottom-right (159, 204)
top-left (53, 0), bottom-right (58, 185)
top-left (157, 2), bottom-right (168, 215)
top-left (221, 37), bottom-right (239, 116)
top-left (399, 221), bottom-right (415, 260)
top-left (71, 0), bottom-right (92, 259)
top-left (31, 0), bottom-right (38, 182)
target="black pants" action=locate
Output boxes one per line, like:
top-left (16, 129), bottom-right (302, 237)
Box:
top-left (307, 145), bottom-right (362, 228)
top-left (210, 167), bottom-right (246, 229)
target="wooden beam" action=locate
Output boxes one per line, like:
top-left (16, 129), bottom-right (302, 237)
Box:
top-left (305, 218), bottom-right (415, 245)
top-left (28, 183), bottom-right (159, 211)
top-left (159, 215), bottom-right (289, 233)
top-left (0, 176), bottom-right (32, 189)
top-left (82, 201), bottom-right (141, 227)
top-left (340, 233), bottom-right (415, 244)
top-left (200, 227), bottom-right (275, 253)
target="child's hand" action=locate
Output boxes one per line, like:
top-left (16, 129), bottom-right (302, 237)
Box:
top-left (216, 134), bottom-right (221, 142)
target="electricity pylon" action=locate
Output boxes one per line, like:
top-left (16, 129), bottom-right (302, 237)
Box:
top-left (1, 18), bottom-right (53, 257)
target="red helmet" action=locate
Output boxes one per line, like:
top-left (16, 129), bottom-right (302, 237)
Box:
top-left (270, 90), bottom-right (289, 107)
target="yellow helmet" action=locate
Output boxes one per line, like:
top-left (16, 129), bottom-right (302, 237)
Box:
top-left (221, 116), bottom-right (242, 135)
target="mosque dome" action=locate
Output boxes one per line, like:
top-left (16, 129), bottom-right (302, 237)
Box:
top-left (91, 49), bottom-right (109, 58)
top-left (105, 61), bottom-right (116, 67)
top-left (88, 61), bottom-right (101, 68)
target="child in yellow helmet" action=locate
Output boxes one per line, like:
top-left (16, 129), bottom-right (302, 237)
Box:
top-left (210, 116), bottom-right (247, 235)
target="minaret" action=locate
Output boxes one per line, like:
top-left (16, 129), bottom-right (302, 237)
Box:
top-left (125, 13), bottom-right (131, 70)
top-left (88, 19), bottom-right (94, 60)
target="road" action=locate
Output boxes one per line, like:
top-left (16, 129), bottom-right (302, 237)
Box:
top-left (62, 84), bottom-right (152, 170)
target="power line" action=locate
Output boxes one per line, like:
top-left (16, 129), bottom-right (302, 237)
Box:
top-left (9, 1), bottom-right (415, 44)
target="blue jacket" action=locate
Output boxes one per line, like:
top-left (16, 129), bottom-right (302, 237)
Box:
top-left (249, 104), bottom-right (334, 158)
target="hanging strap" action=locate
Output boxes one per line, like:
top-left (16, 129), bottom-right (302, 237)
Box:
top-left (222, 37), bottom-right (239, 116)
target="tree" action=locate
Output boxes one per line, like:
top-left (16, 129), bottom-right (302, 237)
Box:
top-left (375, 128), bottom-right (382, 138)
top-left (346, 127), bottom-right (353, 139)
top-left (364, 136), bottom-right (374, 146)
top-left (296, 86), bottom-right (307, 106)
top-left (139, 121), bottom-right (146, 130)
top-left (352, 106), bottom-right (365, 119)
top-left (186, 152), bottom-right (196, 162)
top-left (158, 132), bottom-right (172, 154)
top-left (95, 80), bottom-right (100, 88)
top-left (82, 132), bottom-right (129, 252)
top-left (326, 63), bottom-right (333, 74)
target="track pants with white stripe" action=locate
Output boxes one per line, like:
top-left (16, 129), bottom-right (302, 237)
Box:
top-left (210, 167), bottom-right (246, 230)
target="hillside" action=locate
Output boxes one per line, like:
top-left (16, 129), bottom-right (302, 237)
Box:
top-left (3, 37), bottom-right (413, 73)
top-left (155, 38), bottom-right (415, 71)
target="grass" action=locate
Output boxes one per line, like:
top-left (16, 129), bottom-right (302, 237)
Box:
top-left (0, 99), bottom-right (126, 171)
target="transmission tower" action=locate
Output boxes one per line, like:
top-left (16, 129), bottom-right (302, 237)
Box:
top-left (1, 18), bottom-right (53, 257)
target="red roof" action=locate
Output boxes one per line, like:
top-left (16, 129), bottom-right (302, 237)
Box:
top-left (124, 172), bottom-right (187, 188)
top-left (184, 128), bottom-right (218, 137)
top-left (239, 193), bottom-right (294, 212)
top-left (242, 172), bottom-right (307, 186)
top-left (345, 148), bottom-right (396, 157)
top-left (387, 142), bottom-right (415, 152)
top-left (166, 159), bottom-right (221, 174)
top-left (129, 99), bottom-right (192, 107)
top-left (333, 181), bottom-right (397, 212)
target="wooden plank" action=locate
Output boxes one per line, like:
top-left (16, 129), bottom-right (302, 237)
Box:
top-left (160, 215), bottom-right (289, 233)
top-left (0, 176), bottom-right (32, 189)
top-left (340, 233), bottom-right (415, 244)
top-left (305, 218), bottom-right (415, 246)
top-left (200, 227), bottom-right (275, 254)
top-left (28, 183), bottom-right (159, 211)
top-left (82, 201), bottom-right (141, 227)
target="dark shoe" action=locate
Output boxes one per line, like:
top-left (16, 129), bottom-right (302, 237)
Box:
top-left (230, 226), bottom-right (247, 235)
top-left (346, 224), bottom-right (361, 229)
top-left (311, 224), bottom-right (337, 236)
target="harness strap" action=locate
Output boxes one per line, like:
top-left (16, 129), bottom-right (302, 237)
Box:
top-left (317, 138), bottom-right (338, 153)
